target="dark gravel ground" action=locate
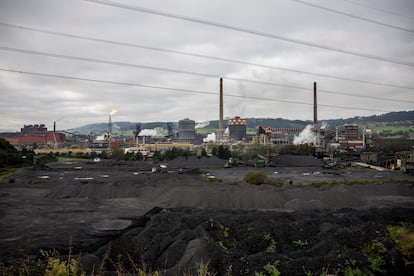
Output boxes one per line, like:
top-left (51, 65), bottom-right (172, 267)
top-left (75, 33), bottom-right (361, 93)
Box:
top-left (0, 159), bottom-right (413, 275)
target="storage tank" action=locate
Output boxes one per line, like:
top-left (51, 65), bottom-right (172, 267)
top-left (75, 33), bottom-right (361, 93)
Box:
top-left (228, 116), bottom-right (247, 141)
top-left (178, 118), bottom-right (196, 143)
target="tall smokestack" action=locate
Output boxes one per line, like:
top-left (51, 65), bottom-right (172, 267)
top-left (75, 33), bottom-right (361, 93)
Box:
top-left (107, 114), bottom-right (112, 142)
top-left (53, 121), bottom-right (56, 132)
top-left (218, 78), bottom-right (224, 142)
top-left (313, 82), bottom-right (317, 128)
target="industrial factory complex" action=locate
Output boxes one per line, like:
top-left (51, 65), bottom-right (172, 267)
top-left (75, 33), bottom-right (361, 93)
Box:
top-left (1, 79), bottom-right (413, 171)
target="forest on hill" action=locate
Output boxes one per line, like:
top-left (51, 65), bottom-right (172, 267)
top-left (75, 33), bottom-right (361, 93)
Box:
top-left (68, 111), bottom-right (414, 135)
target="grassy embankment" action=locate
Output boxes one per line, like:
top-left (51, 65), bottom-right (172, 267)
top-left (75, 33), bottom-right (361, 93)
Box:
top-left (243, 170), bottom-right (414, 187)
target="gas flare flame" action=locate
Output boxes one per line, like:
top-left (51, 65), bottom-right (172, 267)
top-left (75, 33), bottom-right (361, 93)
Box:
top-left (110, 109), bottom-right (118, 115)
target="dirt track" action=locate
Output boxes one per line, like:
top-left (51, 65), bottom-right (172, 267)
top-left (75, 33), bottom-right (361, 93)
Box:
top-left (0, 160), bottom-right (413, 274)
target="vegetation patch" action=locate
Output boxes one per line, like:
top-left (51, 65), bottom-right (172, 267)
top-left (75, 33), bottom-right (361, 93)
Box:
top-left (255, 260), bottom-right (281, 276)
top-left (387, 223), bottom-right (414, 266)
top-left (292, 178), bottom-right (414, 187)
top-left (203, 174), bottom-right (222, 183)
top-left (0, 167), bottom-right (20, 182)
top-left (361, 239), bottom-right (387, 274)
top-left (207, 219), bottom-right (237, 251)
top-left (244, 171), bottom-right (267, 185)
top-left (244, 171), bottom-right (284, 186)
top-left (263, 233), bottom-right (277, 253)
top-left (292, 239), bottom-right (309, 249)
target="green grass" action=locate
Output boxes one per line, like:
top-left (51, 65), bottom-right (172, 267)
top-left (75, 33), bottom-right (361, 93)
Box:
top-left (286, 178), bottom-right (414, 187)
top-left (369, 125), bottom-right (414, 133)
top-left (196, 127), bottom-right (217, 135)
top-left (0, 167), bottom-right (21, 182)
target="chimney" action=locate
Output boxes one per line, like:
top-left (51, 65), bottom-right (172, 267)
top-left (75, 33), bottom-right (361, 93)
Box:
top-left (218, 78), bottom-right (224, 142)
top-left (53, 121), bottom-right (56, 132)
top-left (313, 82), bottom-right (317, 128)
top-left (336, 126), bottom-right (339, 143)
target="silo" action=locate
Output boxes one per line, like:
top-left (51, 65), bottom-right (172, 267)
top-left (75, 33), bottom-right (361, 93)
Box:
top-left (228, 116), bottom-right (247, 141)
top-left (178, 118), bottom-right (196, 143)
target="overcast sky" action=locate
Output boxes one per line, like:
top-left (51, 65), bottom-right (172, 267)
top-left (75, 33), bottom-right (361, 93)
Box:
top-left (0, 0), bottom-right (413, 131)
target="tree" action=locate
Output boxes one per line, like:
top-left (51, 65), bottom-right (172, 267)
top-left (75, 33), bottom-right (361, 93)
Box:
top-left (0, 138), bottom-right (22, 168)
top-left (217, 145), bottom-right (232, 159)
top-left (211, 146), bottom-right (218, 157)
top-left (111, 148), bottom-right (125, 161)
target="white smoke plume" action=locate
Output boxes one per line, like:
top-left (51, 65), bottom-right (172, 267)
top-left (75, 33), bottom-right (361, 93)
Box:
top-left (138, 127), bottom-right (167, 137)
top-left (95, 134), bottom-right (106, 141)
top-left (293, 124), bottom-right (316, 145)
top-left (196, 121), bottom-right (210, 129)
top-left (320, 121), bottom-right (328, 129)
top-left (203, 133), bottom-right (216, 143)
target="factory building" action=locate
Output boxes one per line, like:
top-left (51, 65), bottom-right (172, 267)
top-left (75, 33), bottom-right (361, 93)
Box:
top-left (339, 125), bottom-right (363, 149)
top-left (0, 124), bottom-right (65, 147)
top-left (228, 116), bottom-right (247, 141)
top-left (255, 126), bottom-right (303, 144)
top-left (177, 118), bottom-right (196, 143)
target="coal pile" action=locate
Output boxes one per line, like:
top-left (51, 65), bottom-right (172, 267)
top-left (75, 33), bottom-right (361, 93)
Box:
top-left (92, 206), bottom-right (414, 275)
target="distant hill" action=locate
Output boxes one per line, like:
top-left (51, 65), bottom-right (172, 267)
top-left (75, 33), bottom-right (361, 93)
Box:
top-left (68, 110), bottom-right (414, 134)
top-left (68, 122), bottom-right (177, 135)
top-left (324, 111), bottom-right (414, 127)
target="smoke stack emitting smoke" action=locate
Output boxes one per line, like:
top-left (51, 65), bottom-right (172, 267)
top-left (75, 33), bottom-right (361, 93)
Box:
top-left (293, 82), bottom-right (322, 145)
top-left (293, 125), bottom-right (316, 145)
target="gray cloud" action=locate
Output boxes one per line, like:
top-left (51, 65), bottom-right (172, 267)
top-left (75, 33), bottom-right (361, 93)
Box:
top-left (0, 0), bottom-right (413, 131)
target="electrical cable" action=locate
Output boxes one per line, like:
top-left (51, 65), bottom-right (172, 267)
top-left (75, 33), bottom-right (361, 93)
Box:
top-left (1, 45), bottom-right (412, 104)
top-left (0, 68), bottom-right (393, 113)
top-left (83, 0), bottom-right (414, 67)
top-left (290, 0), bottom-right (414, 33)
top-left (341, 0), bottom-right (414, 21)
top-left (1, 22), bottom-right (412, 90)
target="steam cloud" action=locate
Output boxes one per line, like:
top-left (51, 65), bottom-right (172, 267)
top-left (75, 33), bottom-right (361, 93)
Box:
top-left (203, 133), bottom-right (216, 143)
top-left (196, 121), bottom-right (210, 129)
top-left (293, 125), bottom-right (316, 145)
top-left (138, 128), bottom-right (166, 137)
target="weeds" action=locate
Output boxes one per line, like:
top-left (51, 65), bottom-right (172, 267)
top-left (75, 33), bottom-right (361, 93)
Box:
top-left (196, 260), bottom-right (216, 276)
top-left (244, 171), bottom-right (267, 185)
top-left (361, 240), bottom-right (387, 274)
top-left (0, 167), bottom-right (21, 182)
top-left (255, 260), bottom-right (281, 276)
top-left (387, 223), bottom-right (414, 265)
top-left (208, 219), bottom-right (237, 251)
top-left (292, 239), bottom-right (309, 248)
top-left (264, 233), bottom-right (277, 253)
top-left (294, 178), bottom-right (414, 187)
top-left (302, 266), bottom-right (313, 276)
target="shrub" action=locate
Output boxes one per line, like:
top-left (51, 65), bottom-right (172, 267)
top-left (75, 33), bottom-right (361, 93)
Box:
top-left (387, 224), bottom-right (414, 265)
top-left (244, 171), bottom-right (267, 185)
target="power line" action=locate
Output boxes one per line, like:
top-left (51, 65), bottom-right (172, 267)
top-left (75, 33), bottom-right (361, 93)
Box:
top-left (225, 76), bottom-right (414, 104)
top-left (0, 68), bottom-right (392, 113)
top-left (83, 0), bottom-right (414, 67)
top-left (290, 0), bottom-right (414, 33)
top-left (1, 22), bottom-right (412, 90)
top-left (1, 45), bottom-right (412, 104)
top-left (341, 0), bottom-right (414, 21)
